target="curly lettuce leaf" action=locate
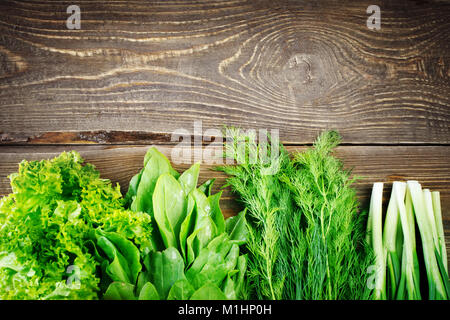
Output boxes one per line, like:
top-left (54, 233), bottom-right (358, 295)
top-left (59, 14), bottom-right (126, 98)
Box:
top-left (0, 151), bottom-right (153, 300)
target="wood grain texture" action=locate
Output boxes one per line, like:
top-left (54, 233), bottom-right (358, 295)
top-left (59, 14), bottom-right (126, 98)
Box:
top-left (0, 144), bottom-right (449, 265)
top-left (0, 0), bottom-right (449, 145)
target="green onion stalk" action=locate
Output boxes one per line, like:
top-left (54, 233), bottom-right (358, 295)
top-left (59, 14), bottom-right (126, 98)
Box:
top-left (368, 180), bottom-right (449, 300)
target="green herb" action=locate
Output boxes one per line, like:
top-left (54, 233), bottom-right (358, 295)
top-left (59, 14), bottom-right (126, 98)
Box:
top-left (218, 129), bottom-right (292, 300)
top-left (286, 131), bottom-right (372, 300)
top-left (218, 129), bottom-right (372, 300)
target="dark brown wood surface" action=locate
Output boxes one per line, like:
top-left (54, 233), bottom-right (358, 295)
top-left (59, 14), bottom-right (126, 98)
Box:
top-left (0, 0), bottom-right (449, 144)
top-left (0, 1), bottom-right (449, 269)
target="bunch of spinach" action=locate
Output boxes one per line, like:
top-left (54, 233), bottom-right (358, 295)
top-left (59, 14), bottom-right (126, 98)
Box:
top-left (98, 147), bottom-right (248, 300)
top-left (218, 129), bottom-right (373, 300)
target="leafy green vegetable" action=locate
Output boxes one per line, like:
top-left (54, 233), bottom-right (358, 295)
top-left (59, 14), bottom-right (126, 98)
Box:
top-left (284, 131), bottom-right (372, 300)
top-left (190, 283), bottom-right (228, 300)
top-left (153, 174), bottom-right (187, 249)
top-left (95, 230), bottom-right (142, 285)
top-left (225, 209), bottom-right (247, 245)
top-left (116, 147), bottom-right (248, 300)
top-left (138, 282), bottom-right (160, 300)
top-left (0, 151), bottom-right (152, 300)
top-left (144, 247), bottom-right (186, 299)
top-left (179, 163), bottom-right (201, 196)
top-left (198, 178), bottom-right (215, 196)
top-left (167, 279), bottom-right (195, 300)
top-left (209, 192), bottom-right (226, 235)
top-left (103, 282), bottom-right (136, 300)
top-left (185, 233), bottom-right (239, 289)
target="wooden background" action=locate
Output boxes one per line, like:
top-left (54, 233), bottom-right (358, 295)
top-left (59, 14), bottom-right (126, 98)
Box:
top-left (0, 0), bottom-right (449, 264)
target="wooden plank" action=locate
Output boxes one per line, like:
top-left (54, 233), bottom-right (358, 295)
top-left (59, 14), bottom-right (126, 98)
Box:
top-left (0, 0), bottom-right (449, 145)
top-left (0, 144), bottom-right (449, 265)
top-left (1, 144), bottom-right (449, 212)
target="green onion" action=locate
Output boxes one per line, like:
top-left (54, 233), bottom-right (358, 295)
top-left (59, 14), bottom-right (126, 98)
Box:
top-left (383, 182), bottom-right (400, 298)
top-left (432, 191), bottom-right (447, 274)
top-left (382, 182), bottom-right (402, 299)
top-left (367, 182), bottom-right (386, 300)
top-left (368, 180), bottom-right (448, 300)
top-left (395, 182), bottom-right (420, 300)
top-left (407, 181), bottom-right (448, 299)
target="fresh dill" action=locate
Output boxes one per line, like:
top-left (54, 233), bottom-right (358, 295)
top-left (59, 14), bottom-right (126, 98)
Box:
top-left (218, 129), bottom-right (373, 300)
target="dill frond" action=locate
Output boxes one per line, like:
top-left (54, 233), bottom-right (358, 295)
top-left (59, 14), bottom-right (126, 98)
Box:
top-left (218, 129), bottom-right (373, 300)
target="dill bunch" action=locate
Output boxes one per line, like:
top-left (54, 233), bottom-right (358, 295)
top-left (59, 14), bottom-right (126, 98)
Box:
top-left (218, 129), bottom-right (373, 300)
top-left (284, 131), bottom-right (373, 299)
top-left (218, 128), bottom-right (291, 300)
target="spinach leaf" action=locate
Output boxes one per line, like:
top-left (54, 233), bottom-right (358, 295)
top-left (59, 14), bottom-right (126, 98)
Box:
top-left (235, 254), bottom-right (248, 295)
top-left (185, 228), bottom-right (202, 267)
top-left (95, 230), bottom-right (141, 285)
top-left (143, 148), bottom-right (180, 179)
top-left (179, 194), bottom-right (196, 264)
top-left (185, 234), bottom-right (239, 290)
top-left (167, 279), bottom-right (195, 300)
top-left (198, 178), bottom-right (215, 196)
top-left (124, 169), bottom-right (143, 208)
top-left (138, 282), bottom-right (160, 300)
top-left (131, 149), bottom-right (177, 214)
top-left (178, 163), bottom-right (200, 196)
top-left (225, 209), bottom-right (247, 245)
top-left (152, 174), bottom-right (187, 249)
top-left (103, 282), bottom-right (136, 300)
top-left (190, 283), bottom-right (228, 300)
top-left (208, 192), bottom-right (225, 235)
top-left (191, 189), bottom-right (217, 249)
top-left (222, 274), bottom-right (238, 300)
top-left (144, 247), bottom-right (186, 299)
